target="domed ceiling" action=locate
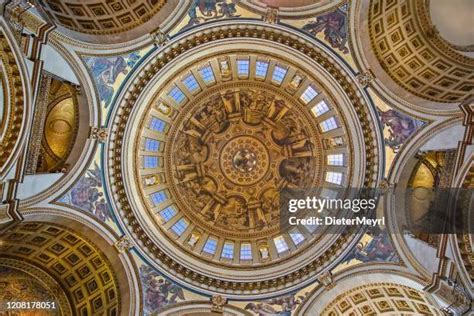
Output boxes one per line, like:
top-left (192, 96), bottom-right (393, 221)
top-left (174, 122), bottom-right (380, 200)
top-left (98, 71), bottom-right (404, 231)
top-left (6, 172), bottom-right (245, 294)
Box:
top-left (321, 283), bottom-right (442, 315)
top-left (107, 21), bottom-right (382, 297)
top-left (134, 54), bottom-right (351, 264)
top-left (367, 0), bottom-right (474, 104)
top-left (0, 222), bottom-right (122, 315)
top-left (36, 0), bottom-right (182, 44)
top-left (3, 0), bottom-right (473, 313)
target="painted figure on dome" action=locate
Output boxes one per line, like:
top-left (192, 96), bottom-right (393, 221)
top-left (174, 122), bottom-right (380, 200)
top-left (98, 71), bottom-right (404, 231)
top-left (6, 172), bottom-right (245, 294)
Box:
top-left (303, 6), bottom-right (349, 54)
top-left (59, 162), bottom-right (111, 222)
top-left (140, 265), bottom-right (185, 314)
top-left (245, 294), bottom-right (306, 316)
top-left (378, 109), bottom-right (424, 152)
top-left (85, 52), bottom-right (140, 107)
top-left (342, 229), bottom-right (398, 264)
top-left (186, 0), bottom-right (240, 28)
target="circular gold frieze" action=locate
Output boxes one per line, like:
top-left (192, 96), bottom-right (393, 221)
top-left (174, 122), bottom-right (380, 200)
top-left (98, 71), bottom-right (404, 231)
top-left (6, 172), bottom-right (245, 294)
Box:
top-left (165, 84), bottom-right (322, 237)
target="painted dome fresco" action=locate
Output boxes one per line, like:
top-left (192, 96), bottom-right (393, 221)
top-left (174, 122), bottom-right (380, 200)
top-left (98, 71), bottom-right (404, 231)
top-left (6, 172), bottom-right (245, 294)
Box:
top-left (106, 21), bottom-right (382, 296)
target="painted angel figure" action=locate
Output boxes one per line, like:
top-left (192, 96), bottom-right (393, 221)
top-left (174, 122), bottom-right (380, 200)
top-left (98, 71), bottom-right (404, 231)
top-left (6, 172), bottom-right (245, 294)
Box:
top-left (186, 0), bottom-right (239, 28)
top-left (87, 56), bottom-right (128, 107)
top-left (379, 109), bottom-right (420, 151)
top-left (303, 8), bottom-right (349, 54)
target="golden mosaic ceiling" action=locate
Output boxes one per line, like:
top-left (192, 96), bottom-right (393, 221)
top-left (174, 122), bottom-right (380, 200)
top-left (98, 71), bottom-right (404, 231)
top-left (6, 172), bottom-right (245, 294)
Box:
top-left (0, 262), bottom-right (69, 315)
top-left (34, 78), bottom-right (79, 173)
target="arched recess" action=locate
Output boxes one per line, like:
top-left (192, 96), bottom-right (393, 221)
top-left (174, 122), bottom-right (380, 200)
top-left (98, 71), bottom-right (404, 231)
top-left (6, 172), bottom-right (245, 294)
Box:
top-left (0, 257), bottom-right (73, 315)
top-left (448, 155), bottom-right (473, 295)
top-left (0, 209), bottom-right (140, 315)
top-left (350, 0), bottom-right (473, 116)
top-left (296, 265), bottom-right (447, 315)
top-left (0, 19), bottom-right (32, 180)
top-left (384, 118), bottom-right (464, 278)
top-left (18, 37), bottom-right (99, 206)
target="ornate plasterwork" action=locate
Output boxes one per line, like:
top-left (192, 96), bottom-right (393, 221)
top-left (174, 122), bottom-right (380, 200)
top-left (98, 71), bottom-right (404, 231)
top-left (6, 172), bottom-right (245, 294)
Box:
top-left (368, 0), bottom-right (474, 103)
top-left (0, 258), bottom-right (72, 315)
top-left (162, 83), bottom-right (326, 239)
top-left (0, 222), bottom-right (122, 315)
top-left (455, 163), bottom-right (473, 285)
top-left (90, 126), bottom-right (108, 143)
top-left (157, 300), bottom-right (251, 316)
top-left (107, 20), bottom-right (382, 297)
top-left (39, 0), bottom-right (166, 35)
top-left (240, 0), bottom-right (345, 19)
top-left (0, 26), bottom-right (29, 178)
top-left (133, 59), bottom-right (354, 269)
top-left (321, 283), bottom-right (442, 315)
top-left (16, 1), bottom-right (188, 48)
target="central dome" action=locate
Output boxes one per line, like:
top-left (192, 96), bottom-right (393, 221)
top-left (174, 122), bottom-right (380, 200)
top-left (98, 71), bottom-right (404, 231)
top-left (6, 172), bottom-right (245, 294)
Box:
top-left (107, 22), bottom-right (381, 297)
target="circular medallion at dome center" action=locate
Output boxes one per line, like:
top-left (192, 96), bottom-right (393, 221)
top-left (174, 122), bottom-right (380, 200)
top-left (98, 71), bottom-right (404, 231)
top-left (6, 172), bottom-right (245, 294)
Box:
top-left (221, 136), bottom-right (269, 186)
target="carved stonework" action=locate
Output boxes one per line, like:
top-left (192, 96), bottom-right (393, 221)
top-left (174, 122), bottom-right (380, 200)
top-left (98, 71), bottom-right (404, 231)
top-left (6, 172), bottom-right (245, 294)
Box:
top-left (356, 70), bottom-right (374, 88)
top-left (378, 179), bottom-right (392, 192)
top-left (425, 25), bottom-right (439, 39)
top-left (211, 295), bottom-right (227, 313)
top-left (430, 278), bottom-right (472, 315)
top-left (90, 127), bottom-right (108, 142)
top-left (264, 8), bottom-right (278, 24)
top-left (151, 28), bottom-right (168, 45)
top-left (317, 271), bottom-right (334, 290)
top-left (25, 74), bottom-right (51, 174)
top-left (167, 86), bottom-right (321, 236)
top-left (0, 28), bottom-right (28, 175)
top-left (114, 236), bottom-right (133, 253)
